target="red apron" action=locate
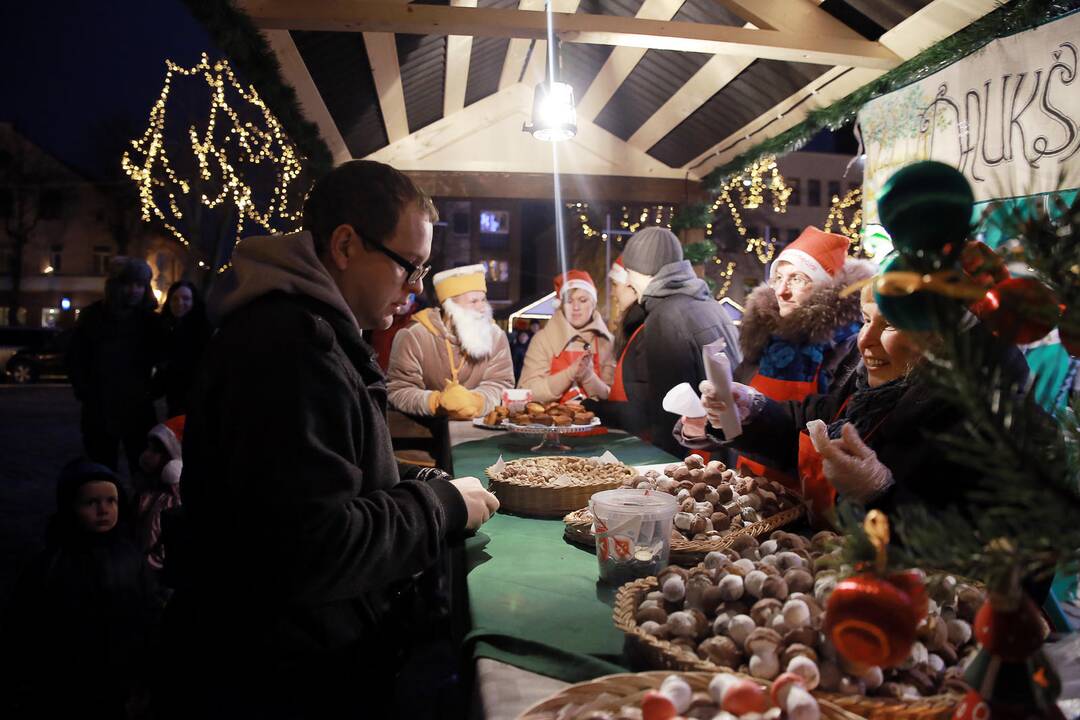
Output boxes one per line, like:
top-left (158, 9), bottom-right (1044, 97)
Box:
top-left (797, 396), bottom-right (889, 528)
top-left (549, 346), bottom-right (603, 404)
top-left (608, 324), bottom-right (644, 403)
top-left (736, 371), bottom-right (819, 492)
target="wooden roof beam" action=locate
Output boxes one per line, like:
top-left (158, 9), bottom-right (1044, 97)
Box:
top-left (241, 2), bottom-right (902, 70)
top-left (363, 31), bottom-right (410, 143)
top-left (444, 0), bottom-right (478, 117)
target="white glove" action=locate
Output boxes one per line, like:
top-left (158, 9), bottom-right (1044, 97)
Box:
top-left (450, 476), bottom-right (500, 530)
top-left (699, 380), bottom-right (762, 429)
top-left (806, 420), bottom-right (894, 503)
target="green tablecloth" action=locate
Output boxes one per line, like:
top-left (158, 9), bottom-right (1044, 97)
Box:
top-left (453, 431), bottom-right (676, 683)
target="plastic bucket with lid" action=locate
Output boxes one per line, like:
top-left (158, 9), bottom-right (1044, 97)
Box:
top-left (589, 488), bottom-right (677, 584)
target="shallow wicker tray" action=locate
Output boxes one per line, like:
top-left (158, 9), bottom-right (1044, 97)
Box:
top-left (486, 456), bottom-right (635, 518)
top-left (612, 571), bottom-right (963, 720)
top-left (563, 504), bottom-right (805, 566)
top-left (518, 670), bottom-right (863, 720)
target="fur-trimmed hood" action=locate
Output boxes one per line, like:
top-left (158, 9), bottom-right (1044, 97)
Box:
top-left (740, 258), bottom-right (876, 363)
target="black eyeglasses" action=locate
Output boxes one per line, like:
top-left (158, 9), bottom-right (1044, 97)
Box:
top-left (351, 226), bottom-right (430, 285)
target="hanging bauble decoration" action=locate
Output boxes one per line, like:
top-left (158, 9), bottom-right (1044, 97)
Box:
top-left (824, 511), bottom-right (929, 668)
top-left (873, 252), bottom-right (960, 332)
top-left (971, 277), bottom-right (1060, 345)
top-left (960, 240), bottom-right (1010, 289)
top-left (876, 161), bottom-right (974, 268)
top-left (973, 594), bottom-right (1045, 662)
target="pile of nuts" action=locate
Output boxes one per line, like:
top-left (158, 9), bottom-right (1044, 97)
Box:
top-left (493, 456), bottom-right (635, 487)
top-left (631, 530), bottom-right (986, 700)
top-left (619, 455), bottom-right (802, 542)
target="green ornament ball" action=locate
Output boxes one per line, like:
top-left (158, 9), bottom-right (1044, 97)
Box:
top-left (876, 161), bottom-right (974, 267)
top-left (873, 253), bottom-right (958, 332)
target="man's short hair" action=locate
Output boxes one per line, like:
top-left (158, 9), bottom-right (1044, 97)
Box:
top-left (303, 160), bottom-right (438, 256)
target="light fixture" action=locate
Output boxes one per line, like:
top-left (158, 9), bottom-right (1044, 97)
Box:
top-left (524, 34), bottom-right (576, 142)
top-left (60, 297), bottom-right (72, 311)
top-left (43, 265), bottom-right (54, 274)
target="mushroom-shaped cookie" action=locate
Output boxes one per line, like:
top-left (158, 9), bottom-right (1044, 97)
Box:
top-left (699, 635), bottom-right (743, 669)
top-left (745, 627), bottom-right (782, 680)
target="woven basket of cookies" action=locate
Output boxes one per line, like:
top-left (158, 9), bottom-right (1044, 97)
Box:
top-left (518, 669), bottom-right (863, 720)
top-left (611, 531), bottom-right (986, 719)
top-left (485, 455), bottom-right (635, 517)
top-left (564, 453), bottom-right (805, 565)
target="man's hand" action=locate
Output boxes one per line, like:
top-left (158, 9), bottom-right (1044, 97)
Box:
top-left (698, 380), bottom-right (761, 429)
top-left (449, 476), bottom-right (500, 530)
top-left (806, 420), bottom-right (894, 503)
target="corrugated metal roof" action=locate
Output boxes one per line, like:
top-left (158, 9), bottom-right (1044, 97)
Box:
top-left (592, 0), bottom-right (744, 140)
top-left (559, 43), bottom-right (615, 103)
top-left (290, 31), bottom-right (388, 158)
top-left (839, 0), bottom-right (933, 32)
top-left (577, 0), bottom-right (647, 17)
top-left (647, 59), bottom-right (828, 168)
top-left (463, 0), bottom-right (518, 107)
top-left (396, 33), bottom-right (447, 133)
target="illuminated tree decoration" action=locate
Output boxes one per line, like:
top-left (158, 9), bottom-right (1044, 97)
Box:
top-left (565, 202), bottom-right (674, 241)
top-left (122, 54), bottom-right (308, 273)
top-left (706, 155), bottom-right (792, 265)
top-left (825, 187), bottom-right (870, 257)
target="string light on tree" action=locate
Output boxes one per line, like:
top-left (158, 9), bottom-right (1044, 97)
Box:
top-left (825, 187), bottom-right (869, 257)
top-left (122, 53), bottom-right (307, 272)
top-left (704, 155), bottom-right (792, 266)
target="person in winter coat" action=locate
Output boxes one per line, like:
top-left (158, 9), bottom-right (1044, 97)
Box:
top-left (615, 226), bottom-right (741, 457)
top-left (684, 283), bottom-right (1032, 525)
top-left (519, 270), bottom-right (615, 403)
top-left (387, 264), bottom-right (514, 419)
top-left (135, 416), bottom-right (185, 571)
top-left (733, 227), bottom-right (876, 481)
top-left (67, 256), bottom-right (164, 474)
top-left (1, 459), bottom-right (160, 719)
top-left (160, 160), bottom-right (498, 719)
top-left (156, 280), bottom-right (213, 417)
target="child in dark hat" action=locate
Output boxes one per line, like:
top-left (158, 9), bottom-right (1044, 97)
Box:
top-left (1, 459), bottom-right (160, 719)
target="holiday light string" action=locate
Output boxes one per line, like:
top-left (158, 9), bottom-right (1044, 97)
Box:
top-left (706, 155), bottom-right (791, 265)
top-left (824, 187), bottom-right (867, 257)
top-left (122, 54), bottom-right (306, 272)
top-left (566, 202), bottom-right (674, 241)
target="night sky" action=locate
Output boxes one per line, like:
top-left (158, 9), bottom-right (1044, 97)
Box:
top-left (1, 1), bottom-right (218, 180)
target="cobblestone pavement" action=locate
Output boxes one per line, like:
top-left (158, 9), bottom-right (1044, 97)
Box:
top-left (0, 384), bottom-right (83, 606)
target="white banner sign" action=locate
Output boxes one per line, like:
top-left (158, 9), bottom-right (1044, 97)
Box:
top-left (859, 13), bottom-right (1080, 224)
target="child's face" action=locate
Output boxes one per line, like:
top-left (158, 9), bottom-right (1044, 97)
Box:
top-left (139, 438), bottom-right (167, 475)
top-left (75, 481), bottom-right (119, 533)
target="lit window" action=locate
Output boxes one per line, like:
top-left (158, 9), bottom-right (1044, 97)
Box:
top-left (42, 308), bottom-right (60, 328)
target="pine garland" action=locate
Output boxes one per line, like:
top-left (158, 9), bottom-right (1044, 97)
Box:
top-left (702, 0), bottom-right (1078, 191)
top-left (682, 239), bottom-right (718, 265)
top-left (182, 0), bottom-right (334, 178)
top-left (671, 202), bottom-right (713, 233)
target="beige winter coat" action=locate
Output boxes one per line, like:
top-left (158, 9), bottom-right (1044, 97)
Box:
top-left (387, 308), bottom-right (514, 416)
top-left (518, 309), bottom-right (615, 402)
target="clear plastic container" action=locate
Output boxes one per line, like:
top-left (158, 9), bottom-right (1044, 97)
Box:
top-left (589, 489), bottom-right (678, 584)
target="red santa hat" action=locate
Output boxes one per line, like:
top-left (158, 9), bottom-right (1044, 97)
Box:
top-left (147, 416), bottom-right (185, 462)
top-left (554, 270), bottom-right (597, 304)
top-left (770, 226), bottom-right (850, 284)
top-left (609, 256), bottom-right (628, 286)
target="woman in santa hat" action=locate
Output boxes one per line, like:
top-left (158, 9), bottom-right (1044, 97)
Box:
top-left (728, 226), bottom-right (875, 483)
top-left (518, 270), bottom-right (616, 403)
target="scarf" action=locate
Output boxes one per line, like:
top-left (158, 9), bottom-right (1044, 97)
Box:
top-left (758, 322), bottom-right (860, 391)
top-left (827, 367), bottom-right (910, 440)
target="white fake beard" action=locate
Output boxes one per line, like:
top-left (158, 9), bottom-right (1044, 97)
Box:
top-left (443, 297), bottom-right (495, 360)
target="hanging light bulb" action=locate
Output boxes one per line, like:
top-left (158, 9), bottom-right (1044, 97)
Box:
top-left (523, 27), bottom-right (576, 142)
top-left (525, 81), bottom-right (577, 141)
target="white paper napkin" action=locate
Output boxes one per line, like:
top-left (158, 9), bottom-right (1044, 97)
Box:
top-left (662, 382), bottom-right (707, 418)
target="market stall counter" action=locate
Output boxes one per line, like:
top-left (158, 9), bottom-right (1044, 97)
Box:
top-left (448, 426), bottom-right (677, 716)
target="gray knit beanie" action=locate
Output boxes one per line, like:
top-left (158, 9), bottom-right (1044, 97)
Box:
top-left (622, 227), bottom-right (683, 275)
top-left (108, 256), bottom-right (152, 284)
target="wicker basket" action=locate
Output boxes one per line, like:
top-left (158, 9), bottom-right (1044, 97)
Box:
top-left (612, 572), bottom-right (963, 720)
top-left (518, 670), bottom-right (864, 720)
top-left (564, 504), bottom-right (805, 565)
top-left (486, 457), bottom-right (635, 518)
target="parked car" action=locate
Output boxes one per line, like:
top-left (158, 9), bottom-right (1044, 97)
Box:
top-left (1, 327), bottom-right (71, 384)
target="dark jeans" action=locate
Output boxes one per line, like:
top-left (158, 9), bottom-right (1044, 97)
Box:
top-left (80, 403), bottom-right (156, 478)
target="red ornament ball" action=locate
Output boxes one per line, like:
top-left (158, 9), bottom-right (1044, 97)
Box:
top-left (973, 595), bottom-right (1045, 662)
top-left (824, 571), bottom-right (928, 668)
top-left (972, 277), bottom-right (1060, 345)
top-left (952, 688), bottom-right (991, 720)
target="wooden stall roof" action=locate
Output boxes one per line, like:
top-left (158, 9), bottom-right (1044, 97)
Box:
top-left (242, 0), bottom-right (998, 187)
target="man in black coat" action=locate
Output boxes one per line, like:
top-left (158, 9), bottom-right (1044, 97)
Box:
top-left (67, 257), bottom-right (163, 475)
top-left (618, 227), bottom-right (742, 457)
top-left (162, 161), bottom-right (499, 718)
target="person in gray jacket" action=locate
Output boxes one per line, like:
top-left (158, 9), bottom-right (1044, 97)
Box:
top-left (619, 227), bottom-right (741, 457)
